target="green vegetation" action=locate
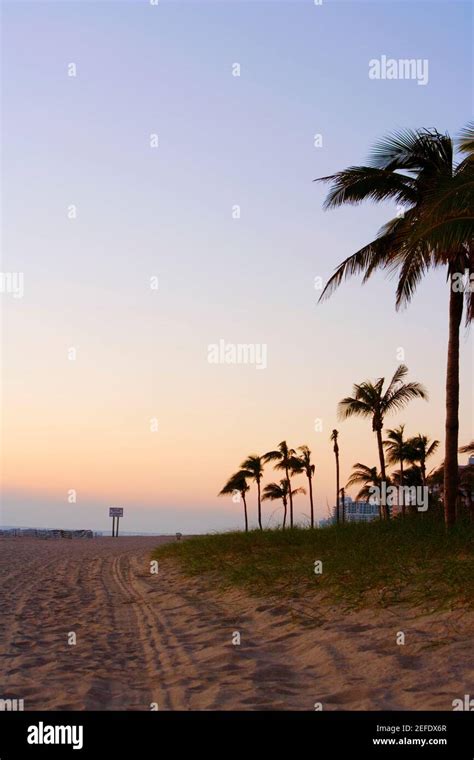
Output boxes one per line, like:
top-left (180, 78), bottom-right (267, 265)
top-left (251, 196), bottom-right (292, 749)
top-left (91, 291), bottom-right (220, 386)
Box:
top-left (153, 517), bottom-right (474, 611)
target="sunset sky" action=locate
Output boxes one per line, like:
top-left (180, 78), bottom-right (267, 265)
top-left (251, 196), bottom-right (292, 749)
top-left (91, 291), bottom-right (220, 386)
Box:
top-left (1, 0), bottom-right (472, 533)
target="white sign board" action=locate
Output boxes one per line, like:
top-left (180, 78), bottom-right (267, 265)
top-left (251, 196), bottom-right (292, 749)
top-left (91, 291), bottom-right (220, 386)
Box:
top-left (109, 507), bottom-right (124, 517)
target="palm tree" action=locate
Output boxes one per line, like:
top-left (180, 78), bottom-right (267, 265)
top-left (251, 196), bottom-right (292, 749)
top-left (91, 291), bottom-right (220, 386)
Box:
top-left (338, 365), bottom-right (427, 518)
top-left (240, 455), bottom-right (265, 530)
top-left (346, 463), bottom-right (383, 517)
top-left (262, 479), bottom-right (306, 529)
top-left (406, 434), bottom-right (440, 486)
top-left (384, 424), bottom-right (411, 516)
top-left (330, 430), bottom-right (340, 524)
top-left (263, 441), bottom-right (297, 527)
top-left (293, 445), bottom-right (316, 528)
top-left (317, 125), bottom-right (473, 526)
top-left (218, 471), bottom-right (250, 532)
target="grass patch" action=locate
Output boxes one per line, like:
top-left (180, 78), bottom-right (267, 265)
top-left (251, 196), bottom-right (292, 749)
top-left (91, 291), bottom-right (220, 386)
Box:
top-left (153, 517), bottom-right (474, 610)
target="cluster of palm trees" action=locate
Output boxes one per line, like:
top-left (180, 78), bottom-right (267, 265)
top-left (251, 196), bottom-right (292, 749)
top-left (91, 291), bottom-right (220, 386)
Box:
top-left (218, 442), bottom-right (315, 531)
top-left (218, 408), bottom-right (436, 530)
top-left (219, 362), bottom-right (471, 531)
top-left (330, 363), bottom-right (473, 521)
top-left (344, 429), bottom-right (439, 517)
top-left (317, 123), bottom-right (473, 527)
top-left (332, 364), bottom-right (434, 520)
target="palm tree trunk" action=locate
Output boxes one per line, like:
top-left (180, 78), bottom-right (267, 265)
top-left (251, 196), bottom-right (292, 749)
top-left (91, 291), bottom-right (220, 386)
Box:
top-left (282, 497), bottom-right (287, 529)
top-left (257, 480), bottom-right (263, 530)
top-left (242, 493), bottom-right (249, 532)
top-left (308, 475), bottom-right (314, 528)
top-left (400, 458), bottom-right (405, 517)
top-left (335, 452), bottom-right (340, 525)
top-left (444, 285), bottom-right (463, 528)
top-left (376, 427), bottom-right (389, 519)
top-left (286, 465), bottom-right (294, 528)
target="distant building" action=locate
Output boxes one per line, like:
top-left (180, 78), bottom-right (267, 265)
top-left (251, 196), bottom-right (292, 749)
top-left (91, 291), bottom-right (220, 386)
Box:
top-left (320, 497), bottom-right (379, 526)
top-left (341, 497), bottom-right (380, 522)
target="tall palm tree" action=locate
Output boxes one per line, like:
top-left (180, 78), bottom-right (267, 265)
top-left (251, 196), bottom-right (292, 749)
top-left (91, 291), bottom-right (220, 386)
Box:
top-left (346, 463), bottom-right (383, 517)
top-left (263, 441), bottom-right (297, 527)
top-left (338, 365), bottom-right (427, 518)
top-left (384, 424), bottom-right (411, 516)
top-left (330, 430), bottom-right (340, 524)
top-left (293, 445), bottom-right (316, 528)
top-left (317, 125), bottom-right (473, 526)
top-left (240, 455), bottom-right (265, 530)
top-left (262, 479), bottom-right (306, 529)
top-left (218, 471), bottom-right (250, 532)
top-left (406, 434), bottom-right (440, 486)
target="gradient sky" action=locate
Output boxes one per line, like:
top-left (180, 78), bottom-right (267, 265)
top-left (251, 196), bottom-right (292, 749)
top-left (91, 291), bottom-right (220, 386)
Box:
top-left (1, 0), bottom-right (472, 533)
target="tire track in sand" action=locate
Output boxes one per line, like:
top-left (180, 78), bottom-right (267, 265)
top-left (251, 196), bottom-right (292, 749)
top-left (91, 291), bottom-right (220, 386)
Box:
top-left (110, 553), bottom-right (203, 709)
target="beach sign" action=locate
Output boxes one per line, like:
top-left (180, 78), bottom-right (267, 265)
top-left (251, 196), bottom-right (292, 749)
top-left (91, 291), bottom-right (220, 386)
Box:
top-left (109, 507), bottom-right (123, 536)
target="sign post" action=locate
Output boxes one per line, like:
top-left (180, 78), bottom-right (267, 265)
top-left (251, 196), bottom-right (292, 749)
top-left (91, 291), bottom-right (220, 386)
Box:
top-left (109, 507), bottom-right (124, 537)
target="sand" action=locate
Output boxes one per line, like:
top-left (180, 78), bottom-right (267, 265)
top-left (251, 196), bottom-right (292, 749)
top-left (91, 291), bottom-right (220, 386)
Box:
top-left (0, 536), bottom-right (472, 711)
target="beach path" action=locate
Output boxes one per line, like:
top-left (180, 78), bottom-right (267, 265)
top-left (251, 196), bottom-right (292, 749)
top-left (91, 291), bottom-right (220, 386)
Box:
top-left (0, 536), bottom-right (471, 710)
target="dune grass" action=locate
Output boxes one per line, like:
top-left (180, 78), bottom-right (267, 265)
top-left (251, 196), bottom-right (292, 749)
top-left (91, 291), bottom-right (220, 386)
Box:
top-left (153, 517), bottom-right (474, 610)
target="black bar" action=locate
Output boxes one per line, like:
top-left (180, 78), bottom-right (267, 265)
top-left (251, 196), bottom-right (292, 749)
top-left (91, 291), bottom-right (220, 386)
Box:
top-left (0, 711), bottom-right (472, 757)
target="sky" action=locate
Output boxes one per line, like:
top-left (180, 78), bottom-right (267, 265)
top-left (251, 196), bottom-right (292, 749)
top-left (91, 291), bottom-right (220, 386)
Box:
top-left (1, 0), bottom-right (472, 533)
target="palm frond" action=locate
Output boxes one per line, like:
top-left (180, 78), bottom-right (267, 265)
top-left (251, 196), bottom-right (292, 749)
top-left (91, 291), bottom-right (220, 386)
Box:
top-left (383, 383), bottom-right (428, 413)
top-left (239, 455), bottom-right (264, 481)
top-left (262, 450), bottom-right (281, 463)
top-left (368, 128), bottom-right (453, 174)
top-left (316, 166), bottom-right (417, 209)
top-left (458, 121), bottom-right (474, 157)
top-left (426, 440), bottom-right (440, 458)
top-left (319, 232), bottom-right (396, 302)
top-left (385, 364), bottom-right (408, 394)
top-left (337, 397), bottom-right (372, 420)
top-left (218, 470), bottom-right (250, 496)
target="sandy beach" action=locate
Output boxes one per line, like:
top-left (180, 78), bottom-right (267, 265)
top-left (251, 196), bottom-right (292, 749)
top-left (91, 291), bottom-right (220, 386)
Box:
top-left (0, 536), bottom-right (472, 711)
